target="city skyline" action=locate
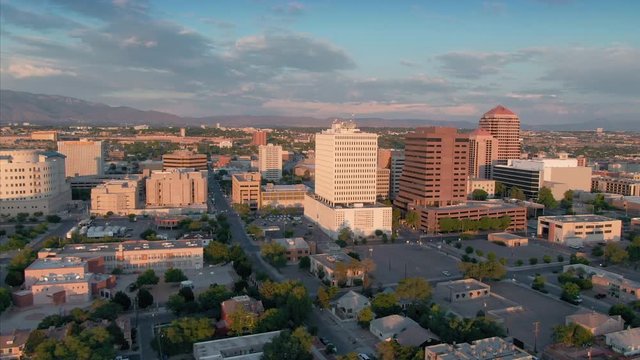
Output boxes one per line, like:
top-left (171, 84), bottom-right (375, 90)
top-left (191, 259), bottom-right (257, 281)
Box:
top-left (1, 0), bottom-right (639, 125)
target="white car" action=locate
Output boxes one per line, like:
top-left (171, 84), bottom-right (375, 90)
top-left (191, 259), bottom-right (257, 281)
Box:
top-left (358, 354), bottom-right (371, 360)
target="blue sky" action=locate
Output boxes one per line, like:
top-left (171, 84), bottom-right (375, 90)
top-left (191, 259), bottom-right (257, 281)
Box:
top-left (1, 0), bottom-right (639, 124)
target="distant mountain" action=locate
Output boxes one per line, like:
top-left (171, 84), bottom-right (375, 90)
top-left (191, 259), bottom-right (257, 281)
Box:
top-left (1, 89), bottom-right (638, 130)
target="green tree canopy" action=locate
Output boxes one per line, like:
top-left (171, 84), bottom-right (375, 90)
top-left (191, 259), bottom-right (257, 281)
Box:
top-left (357, 306), bottom-right (375, 328)
top-left (537, 186), bottom-right (558, 208)
top-left (471, 189), bottom-right (489, 201)
top-left (261, 242), bottom-right (288, 268)
top-left (395, 277), bottom-right (432, 304)
top-left (605, 243), bottom-right (629, 264)
top-left (137, 288), bottom-right (154, 309)
top-left (262, 329), bottom-right (313, 360)
top-left (553, 323), bottom-right (594, 346)
top-left (372, 292), bottom-right (401, 317)
top-left (164, 268), bottom-right (188, 283)
top-left (509, 187), bottom-right (526, 201)
top-left (205, 241), bottom-right (230, 264)
top-left (136, 269), bottom-right (159, 286)
top-left (156, 317), bottom-right (215, 356)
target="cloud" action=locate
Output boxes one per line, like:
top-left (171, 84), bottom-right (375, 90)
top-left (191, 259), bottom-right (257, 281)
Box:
top-left (49, 0), bottom-right (149, 20)
top-left (400, 60), bottom-right (419, 68)
top-left (272, 1), bottom-right (305, 15)
top-left (232, 33), bottom-right (355, 72)
top-left (0, 3), bottom-right (82, 30)
top-left (5, 62), bottom-right (76, 79)
top-left (101, 89), bottom-right (195, 100)
top-left (436, 51), bottom-right (535, 79)
top-left (201, 18), bottom-right (235, 29)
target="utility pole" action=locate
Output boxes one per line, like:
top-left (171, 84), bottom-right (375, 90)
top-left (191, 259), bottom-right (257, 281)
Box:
top-left (533, 321), bottom-right (540, 353)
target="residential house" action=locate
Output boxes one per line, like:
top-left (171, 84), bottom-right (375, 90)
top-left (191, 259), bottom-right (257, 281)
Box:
top-left (565, 311), bottom-right (625, 336)
top-left (335, 290), bottom-right (370, 319)
top-left (605, 327), bottom-right (640, 357)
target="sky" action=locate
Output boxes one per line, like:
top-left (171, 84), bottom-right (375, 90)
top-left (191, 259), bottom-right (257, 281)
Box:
top-left (1, 0), bottom-right (639, 124)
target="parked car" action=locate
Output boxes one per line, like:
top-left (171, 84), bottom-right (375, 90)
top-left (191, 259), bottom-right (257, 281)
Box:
top-left (319, 337), bottom-right (329, 345)
top-left (442, 270), bottom-right (451, 277)
top-left (358, 354), bottom-right (371, 360)
top-left (595, 293), bottom-right (607, 299)
top-left (325, 344), bottom-right (337, 354)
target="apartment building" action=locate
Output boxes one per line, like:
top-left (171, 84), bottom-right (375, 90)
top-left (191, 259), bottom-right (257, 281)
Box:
top-left (537, 215), bottom-right (622, 244)
top-left (57, 139), bottom-right (104, 177)
top-left (390, 149), bottom-right (405, 199)
top-left (162, 150), bottom-right (208, 171)
top-left (146, 169), bottom-right (207, 208)
top-left (258, 144), bottom-right (283, 181)
top-left (90, 179), bottom-right (140, 215)
top-left (468, 128), bottom-right (498, 179)
top-left (231, 172), bottom-right (261, 210)
top-left (0, 150), bottom-right (71, 216)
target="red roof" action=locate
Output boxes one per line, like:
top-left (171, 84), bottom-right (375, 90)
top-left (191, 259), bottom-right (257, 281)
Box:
top-left (483, 105), bottom-right (516, 117)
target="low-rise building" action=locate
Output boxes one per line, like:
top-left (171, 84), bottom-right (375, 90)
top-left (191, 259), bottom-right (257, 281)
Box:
top-left (0, 329), bottom-right (29, 360)
top-left (193, 330), bottom-right (281, 360)
top-left (425, 336), bottom-right (533, 360)
top-left (565, 311), bottom-right (624, 336)
top-left (38, 239), bottom-right (204, 274)
top-left (537, 215), bottom-right (622, 245)
top-left (563, 264), bottom-right (640, 301)
top-left (232, 172), bottom-right (261, 210)
top-left (418, 201), bottom-right (527, 234)
top-left (445, 279), bottom-right (490, 302)
top-left (369, 315), bottom-right (434, 346)
top-left (220, 295), bottom-right (264, 331)
top-left (30, 130), bottom-right (58, 141)
top-left (487, 232), bottom-right (528, 247)
top-left (605, 327), bottom-right (640, 357)
top-left (591, 177), bottom-right (640, 196)
top-left (304, 194), bottom-right (392, 239)
top-left (272, 238), bottom-right (310, 264)
top-left (90, 179), bottom-right (140, 215)
top-left (335, 290), bottom-right (370, 319)
top-left (467, 179), bottom-right (496, 198)
top-left (260, 184), bottom-right (307, 209)
top-left (309, 253), bottom-right (364, 287)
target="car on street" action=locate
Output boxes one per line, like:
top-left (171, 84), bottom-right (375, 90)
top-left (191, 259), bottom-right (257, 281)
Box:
top-left (442, 270), bottom-right (451, 277)
top-left (358, 354), bottom-right (371, 360)
top-left (595, 293), bottom-right (607, 299)
top-left (325, 343), bottom-right (337, 354)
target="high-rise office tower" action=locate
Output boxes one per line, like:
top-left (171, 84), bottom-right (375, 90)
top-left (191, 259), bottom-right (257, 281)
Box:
top-left (57, 139), bottom-right (104, 177)
top-left (468, 129), bottom-right (498, 179)
top-left (315, 120), bottom-right (378, 206)
top-left (389, 149), bottom-right (405, 199)
top-left (251, 131), bottom-right (267, 146)
top-left (478, 105), bottom-right (521, 163)
top-left (258, 144), bottom-right (283, 181)
top-left (394, 127), bottom-right (469, 210)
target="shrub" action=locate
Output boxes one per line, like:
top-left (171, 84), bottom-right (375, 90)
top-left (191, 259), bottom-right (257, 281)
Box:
top-left (465, 246), bottom-right (474, 254)
top-left (543, 255), bottom-right (552, 263)
top-left (529, 258), bottom-right (539, 265)
top-left (557, 254), bottom-right (565, 262)
top-left (454, 242), bottom-right (462, 249)
top-left (45, 215), bottom-right (61, 223)
top-left (516, 259), bottom-right (524, 266)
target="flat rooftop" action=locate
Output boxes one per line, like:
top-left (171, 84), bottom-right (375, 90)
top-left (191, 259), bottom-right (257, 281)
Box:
top-left (32, 273), bottom-right (91, 285)
top-left (232, 172), bottom-right (261, 182)
top-left (274, 237), bottom-right (309, 250)
top-left (42, 239), bottom-right (202, 256)
top-left (490, 232), bottom-right (526, 240)
top-left (262, 184), bottom-right (307, 192)
top-left (27, 257), bottom-right (85, 270)
top-left (446, 279), bottom-right (490, 292)
top-left (193, 330), bottom-right (281, 360)
top-left (539, 215), bottom-right (617, 223)
top-left (311, 253), bottom-right (357, 270)
top-left (422, 201), bottom-right (525, 212)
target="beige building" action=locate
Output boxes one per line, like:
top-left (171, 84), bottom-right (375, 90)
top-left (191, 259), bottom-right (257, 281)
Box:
top-left (31, 131), bottom-right (58, 141)
top-left (57, 139), bottom-right (104, 177)
top-left (304, 121), bottom-right (391, 238)
top-left (591, 177), bottom-right (640, 196)
top-left (22, 256), bottom-right (96, 305)
top-left (193, 330), bottom-right (281, 360)
top-left (467, 178), bottom-right (495, 198)
top-left (0, 150), bottom-right (71, 216)
top-left (565, 312), bottom-right (624, 336)
top-left (445, 279), bottom-right (490, 302)
top-left (0, 329), bottom-right (30, 360)
top-left (258, 144), bottom-right (282, 181)
top-left (273, 238), bottom-right (310, 264)
top-left (468, 128), bottom-right (498, 179)
top-left (537, 215), bottom-right (622, 245)
top-left (605, 327), bottom-right (640, 357)
top-left (146, 169), bottom-right (207, 208)
top-left (162, 150), bottom-right (208, 171)
top-left (487, 232), bottom-right (528, 247)
top-left (309, 253), bottom-right (364, 287)
top-left (478, 105), bottom-right (521, 163)
top-left (260, 183), bottom-right (307, 208)
top-left (376, 168), bottom-right (390, 199)
top-left (91, 179), bottom-right (140, 215)
top-left (425, 337), bottom-right (533, 360)
top-left (232, 172), bottom-right (261, 210)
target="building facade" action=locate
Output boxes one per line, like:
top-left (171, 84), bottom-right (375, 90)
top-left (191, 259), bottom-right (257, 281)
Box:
top-left (260, 183), bottom-right (307, 208)
top-left (309, 253), bottom-right (364, 287)
top-left (162, 150), bottom-right (208, 171)
top-left (193, 330), bottom-right (281, 360)
top-left (425, 337), bottom-right (533, 360)
top-left (478, 105), bottom-right (521, 163)
top-left (90, 179), bottom-right (140, 215)
top-left (468, 128), bottom-right (498, 179)
top-left (146, 169), bottom-right (208, 208)
top-left (231, 172), bottom-right (261, 210)
top-left (0, 150), bottom-right (71, 216)
top-left (605, 327), bottom-right (640, 356)
top-left (537, 215), bottom-right (622, 245)
top-left (57, 139), bottom-right (104, 177)
top-left (273, 238), bottom-right (310, 264)
top-left (421, 202), bottom-right (527, 234)
top-left (467, 179), bottom-right (496, 198)
top-left (395, 127), bottom-right (469, 211)
top-left (258, 144), bottom-right (283, 181)
top-left (376, 168), bottom-right (390, 199)
top-left (591, 177), bottom-right (640, 196)
top-left (251, 131), bottom-right (267, 146)
top-left (389, 149), bottom-right (405, 199)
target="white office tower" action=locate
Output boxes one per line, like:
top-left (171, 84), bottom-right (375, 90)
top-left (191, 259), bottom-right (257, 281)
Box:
top-left (258, 144), bottom-right (283, 182)
top-left (305, 120), bottom-right (392, 239)
top-left (57, 139), bottom-right (105, 177)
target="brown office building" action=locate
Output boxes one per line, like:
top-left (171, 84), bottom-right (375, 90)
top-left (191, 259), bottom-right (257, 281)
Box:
top-left (251, 131), bottom-right (267, 146)
top-left (395, 127), bottom-right (469, 211)
top-left (478, 105), bottom-right (521, 163)
top-left (162, 150), bottom-right (208, 171)
top-left (468, 128), bottom-right (498, 179)
top-left (232, 172), bottom-right (261, 210)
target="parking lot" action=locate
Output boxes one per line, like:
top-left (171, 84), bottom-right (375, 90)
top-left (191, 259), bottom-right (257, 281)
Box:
top-left (490, 281), bottom-right (578, 350)
top-left (90, 216), bottom-right (181, 240)
top-left (456, 239), bottom-right (571, 266)
top-left (352, 243), bottom-right (462, 286)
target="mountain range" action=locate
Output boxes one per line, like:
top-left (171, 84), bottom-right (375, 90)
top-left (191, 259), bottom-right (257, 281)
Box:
top-left (1, 89), bottom-right (638, 131)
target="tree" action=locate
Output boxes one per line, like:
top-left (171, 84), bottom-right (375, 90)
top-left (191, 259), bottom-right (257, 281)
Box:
top-left (458, 260), bottom-right (506, 282)
top-left (532, 275), bottom-right (546, 292)
top-left (136, 269), bottom-right (159, 286)
top-left (604, 243), bottom-right (628, 264)
top-left (261, 242), bottom-right (288, 268)
top-left (291, 326), bottom-right (313, 352)
top-left (609, 304), bottom-right (637, 325)
top-left (256, 308), bottom-right (288, 332)
top-left (372, 292), bottom-right (401, 317)
top-left (553, 323), bottom-right (594, 346)
top-left (357, 306), bottom-right (375, 328)
top-left (164, 268), bottom-right (188, 283)
top-left (262, 330), bottom-right (313, 360)
top-left (140, 228), bottom-right (157, 240)
top-left (509, 187), bottom-right (526, 201)
top-left (91, 299), bottom-right (122, 321)
top-left (316, 287), bottom-right (331, 309)
top-left (561, 282), bottom-right (581, 302)
top-left (205, 241), bottom-right (230, 264)
top-left (338, 353), bottom-right (360, 360)
top-left (298, 256), bottom-right (310, 270)
top-left (529, 257), bottom-right (538, 265)
top-left (405, 210), bottom-right (421, 229)
top-left (495, 182), bottom-right (505, 198)
top-left (198, 284), bottom-right (232, 318)
top-left (395, 277), bottom-right (432, 304)
top-left (537, 186), bottom-right (558, 209)
top-left (111, 291), bottom-right (131, 311)
top-left (45, 215), bottom-right (61, 223)
top-left (471, 189), bottom-right (489, 201)
top-left (137, 288), bottom-right (154, 309)
top-left (543, 255), bottom-right (552, 263)
top-left (228, 306), bottom-right (258, 335)
top-left (0, 288), bottom-right (11, 313)
top-left (338, 227), bottom-right (354, 243)
top-left (156, 317), bottom-right (215, 356)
